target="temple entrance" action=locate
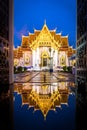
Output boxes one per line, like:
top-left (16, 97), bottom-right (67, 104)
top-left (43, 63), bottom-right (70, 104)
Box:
top-left (41, 51), bottom-right (50, 67)
top-left (43, 58), bottom-right (47, 66)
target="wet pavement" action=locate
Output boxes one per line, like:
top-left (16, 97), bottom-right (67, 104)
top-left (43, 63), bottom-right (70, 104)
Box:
top-left (14, 71), bottom-right (75, 83)
top-left (14, 72), bottom-right (39, 83)
top-left (13, 71), bottom-right (76, 130)
top-left (0, 71), bottom-right (87, 130)
top-left (0, 71), bottom-right (77, 130)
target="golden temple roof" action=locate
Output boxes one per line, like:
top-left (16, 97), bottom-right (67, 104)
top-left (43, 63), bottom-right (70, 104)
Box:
top-left (34, 29), bottom-right (40, 36)
top-left (14, 22), bottom-right (76, 58)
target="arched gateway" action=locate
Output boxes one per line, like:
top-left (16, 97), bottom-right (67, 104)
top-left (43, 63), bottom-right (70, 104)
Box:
top-left (14, 22), bottom-right (75, 70)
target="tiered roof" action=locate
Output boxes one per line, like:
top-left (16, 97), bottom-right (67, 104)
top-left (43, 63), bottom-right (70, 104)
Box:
top-left (14, 23), bottom-right (75, 58)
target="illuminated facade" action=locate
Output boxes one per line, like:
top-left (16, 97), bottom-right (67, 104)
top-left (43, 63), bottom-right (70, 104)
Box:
top-left (14, 23), bottom-right (75, 70)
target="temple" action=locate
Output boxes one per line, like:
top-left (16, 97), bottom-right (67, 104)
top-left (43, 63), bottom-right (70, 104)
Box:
top-left (14, 22), bottom-right (76, 70)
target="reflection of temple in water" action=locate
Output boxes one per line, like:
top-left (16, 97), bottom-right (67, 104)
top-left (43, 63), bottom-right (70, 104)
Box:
top-left (14, 82), bottom-right (72, 119)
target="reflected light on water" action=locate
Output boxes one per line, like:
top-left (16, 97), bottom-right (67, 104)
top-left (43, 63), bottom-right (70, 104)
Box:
top-left (14, 82), bottom-right (74, 120)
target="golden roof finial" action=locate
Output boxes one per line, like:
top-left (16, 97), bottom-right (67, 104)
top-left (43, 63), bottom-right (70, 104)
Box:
top-left (60, 31), bottom-right (62, 34)
top-left (67, 34), bottom-right (69, 37)
top-left (44, 19), bottom-right (46, 25)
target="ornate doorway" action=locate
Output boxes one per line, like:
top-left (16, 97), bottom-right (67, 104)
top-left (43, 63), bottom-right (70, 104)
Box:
top-left (43, 58), bottom-right (47, 66)
top-left (41, 51), bottom-right (49, 67)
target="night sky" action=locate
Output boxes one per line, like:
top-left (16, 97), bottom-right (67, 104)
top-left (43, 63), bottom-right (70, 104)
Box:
top-left (14, 0), bottom-right (76, 48)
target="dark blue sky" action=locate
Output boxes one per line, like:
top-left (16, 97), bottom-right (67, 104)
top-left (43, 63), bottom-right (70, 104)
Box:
top-left (14, 0), bottom-right (76, 48)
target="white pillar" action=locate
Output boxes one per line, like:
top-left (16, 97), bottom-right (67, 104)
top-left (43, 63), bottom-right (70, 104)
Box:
top-left (35, 50), bottom-right (37, 66)
top-left (36, 86), bottom-right (39, 94)
top-left (51, 85), bottom-right (53, 94)
top-left (54, 50), bottom-right (58, 67)
top-left (36, 47), bottom-right (40, 67)
top-left (32, 86), bottom-right (35, 91)
top-left (32, 50), bottom-right (35, 68)
top-left (58, 51), bottom-right (60, 66)
top-left (65, 51), bottom-right (69, 66)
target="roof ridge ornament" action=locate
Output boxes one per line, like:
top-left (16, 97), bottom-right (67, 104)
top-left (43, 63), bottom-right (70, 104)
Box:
top-left (54, 27), bottom-right (57, 32)
top-left (33, 27), bottom-right (36, 31)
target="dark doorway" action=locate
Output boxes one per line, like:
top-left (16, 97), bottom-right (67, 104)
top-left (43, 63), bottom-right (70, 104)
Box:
top-left (43, 58), bottom-right (47, 66)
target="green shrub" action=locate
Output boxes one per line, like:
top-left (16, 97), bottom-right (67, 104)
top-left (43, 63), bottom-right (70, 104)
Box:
top-left (67, 66), bottom-right (72, 73)
top-left (14, 66), bottom-right (28, 74)
top-left (24, 67), bottom-right (27, 72)
top-left (63, 66), bottom-right (67, 72)
top-left (63, 66), bottom-right (72, 73)
top-left (17, 66), bottom-right (23, 72)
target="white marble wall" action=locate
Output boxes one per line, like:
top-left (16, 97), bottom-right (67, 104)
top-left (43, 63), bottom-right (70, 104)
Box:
top-left (32, 47), bottom-right (69, 69)
top-left (32, 50), bottom-right (35, 67)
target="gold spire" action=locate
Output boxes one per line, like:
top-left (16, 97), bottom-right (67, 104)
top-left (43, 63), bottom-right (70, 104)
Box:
top-left (44, 19), bottom-right (46, 25)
